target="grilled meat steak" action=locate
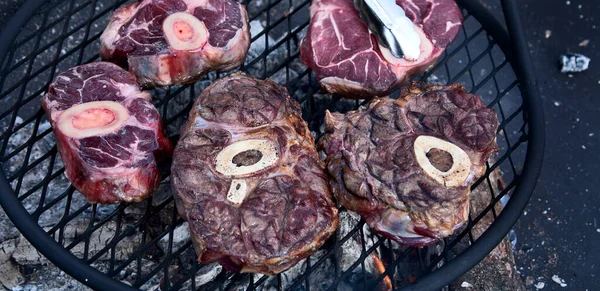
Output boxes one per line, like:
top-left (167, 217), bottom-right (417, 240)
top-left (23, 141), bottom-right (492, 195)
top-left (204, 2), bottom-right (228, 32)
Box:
top-left (319, 82), bottom-right (499, 246)
top-left (300, 0), bottom-right (462, 98)
top-left (171, 72), bottom-right (339, 275)
top-left (100, 0), bottom-right (250, 86)
top-left (41, 62), bottom-right (173, 204)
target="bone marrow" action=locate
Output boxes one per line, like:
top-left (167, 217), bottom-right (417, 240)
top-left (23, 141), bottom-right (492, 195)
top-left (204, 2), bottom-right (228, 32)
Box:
top-left (57, 101), bottom-right (128, 139)
top-left (162, 12), bottom-right (208, 51)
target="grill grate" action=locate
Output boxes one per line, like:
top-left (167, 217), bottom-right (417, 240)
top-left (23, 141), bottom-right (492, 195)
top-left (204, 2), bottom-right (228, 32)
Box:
top-left (0, 0), bottom-right (542, 290)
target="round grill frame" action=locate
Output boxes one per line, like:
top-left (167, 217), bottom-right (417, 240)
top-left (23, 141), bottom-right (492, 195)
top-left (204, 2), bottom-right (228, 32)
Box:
top-left (0, 0), bottom-right (544, 290)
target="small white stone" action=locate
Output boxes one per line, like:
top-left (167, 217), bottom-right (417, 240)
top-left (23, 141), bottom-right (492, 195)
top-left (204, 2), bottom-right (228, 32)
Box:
top-left (596, 228), bottom-right (600, 233)
top-left (461, 281), bottom-right (473, 288)
top-left (534, 282), bottom-right (546, 289)
top-left (582, 145), bottom-right (587, 149)
top-left (551, 275), bottom-right (567, 287)
top-left (566, 0), bottom-right (570, 4)
top-left (545, 30), bottom-right (552, 39)
top-left (554, 101), bottom-right (560, 106)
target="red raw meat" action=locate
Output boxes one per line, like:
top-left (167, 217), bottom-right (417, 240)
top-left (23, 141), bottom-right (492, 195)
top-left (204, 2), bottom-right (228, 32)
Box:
top-left (300, 0), bottom-right (462, 97)
top-left (100, 0), bottom-right (250, 86)
top-left (42, 62), bottom-right (173, 204)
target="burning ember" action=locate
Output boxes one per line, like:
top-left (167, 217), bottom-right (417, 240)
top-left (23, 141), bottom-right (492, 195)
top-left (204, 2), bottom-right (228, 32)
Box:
top-left (371, 252), bottom-right (393, 290)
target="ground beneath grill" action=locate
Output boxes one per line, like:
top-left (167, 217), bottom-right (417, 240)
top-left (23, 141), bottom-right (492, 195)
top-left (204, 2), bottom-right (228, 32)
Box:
top-left (1, 0), bottom-right (599, 290)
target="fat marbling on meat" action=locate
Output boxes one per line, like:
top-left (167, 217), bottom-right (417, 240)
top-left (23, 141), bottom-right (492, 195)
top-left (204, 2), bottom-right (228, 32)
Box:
top-left (301, 0), bottom-right (462, 97)
top-left (41, 62), bottom-right (173, 204)
top-left (100, 0), bottom-right (250, 86)
top-left (319, 81), bottom-right (499, 246)
top-left (171, 72), bottom-right (338, 275)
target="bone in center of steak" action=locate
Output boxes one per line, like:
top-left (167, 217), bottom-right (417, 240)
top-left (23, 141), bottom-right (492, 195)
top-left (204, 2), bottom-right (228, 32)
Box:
top-left (215, 139), bottom-right (279, 177)
top-left (413, 135), bottom-right (472, 187)
top-left (162, 12), bottom-right (208, 51)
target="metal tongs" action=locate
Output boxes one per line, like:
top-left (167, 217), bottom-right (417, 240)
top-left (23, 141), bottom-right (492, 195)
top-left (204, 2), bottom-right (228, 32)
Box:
top-left (353, 0), bottom-right (421, 60)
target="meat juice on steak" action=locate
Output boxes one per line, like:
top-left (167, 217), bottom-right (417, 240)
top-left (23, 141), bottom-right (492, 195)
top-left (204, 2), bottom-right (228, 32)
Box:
top-left (319, 82), bottom-right (499, 246)
top-left (171, 72), bottom-right (338, 275)
top-left (100, 0), bottom-right (250, 87)
top-left (41, 62), bottom-right (173, 204)
top-left (300, 0), bottom-right (462, 98)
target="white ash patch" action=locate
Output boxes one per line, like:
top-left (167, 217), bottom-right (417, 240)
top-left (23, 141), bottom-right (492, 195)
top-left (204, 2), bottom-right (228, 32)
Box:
top-left (192, 263), bottom-right (222, 288)
top-left (12, 233), bottom-right (47, 265)
top-left (3, 115), bottom-right (77, 230)
top-left (426, 74), bottom-right (448, 85)
top-left (158, 222), bottom-right (190, 253)
top-left (116, 258), bottom-right (160, 288)
top-left (166, 263), bottom-right (222, 290)
top-left (337, 210), bottom-right (364, 272)
top-left (248, 20), bottom-right (274, 57)
top-left (10, 266), bottom-right (88, 291)
top-left (11, 221), bottom-right (141, 265)
top-left (301, 249), bottom-right (335, 289)
top-left (0, 239), bottom-right (25, 289)
top-left (0, 209), bottom-right (19, 242)
top-left (244, 20), bottom-right (309, 87)
top-left (278, 257), bottom-right (307, 289)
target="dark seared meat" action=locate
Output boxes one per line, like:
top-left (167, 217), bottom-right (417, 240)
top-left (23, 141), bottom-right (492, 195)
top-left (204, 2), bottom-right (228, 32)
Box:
top-left (319, 81), bottom-right (499, 246)
top-left (171, 72), bottom-right (338, 275)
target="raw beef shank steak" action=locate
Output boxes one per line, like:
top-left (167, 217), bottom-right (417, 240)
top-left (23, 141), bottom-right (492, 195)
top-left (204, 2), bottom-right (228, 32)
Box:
top-left (319, 82), bottom-right (499, 246)
top-left (171, 72), bottom-right (338, 274)
top-left (42, 62), bottom-right (173, 204)
top-left (100, 0), bottom-right (250, 86)
top-left (300, 0), bottom-right (462, 97)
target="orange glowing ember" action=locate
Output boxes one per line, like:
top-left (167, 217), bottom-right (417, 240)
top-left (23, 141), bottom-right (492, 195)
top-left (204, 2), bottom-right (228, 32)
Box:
top-left (372, 253), bottom-right (392, 290)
